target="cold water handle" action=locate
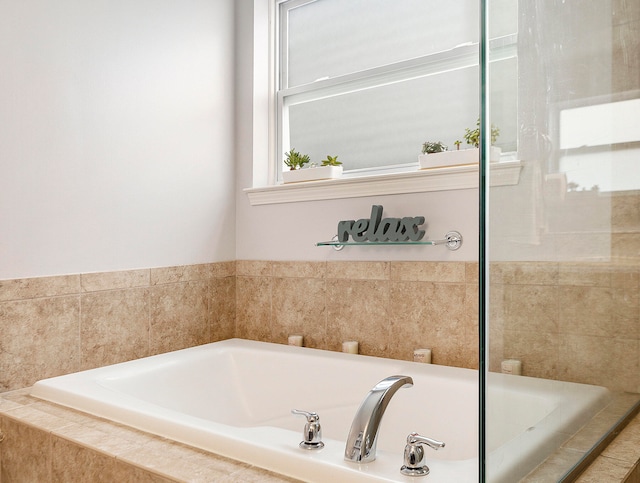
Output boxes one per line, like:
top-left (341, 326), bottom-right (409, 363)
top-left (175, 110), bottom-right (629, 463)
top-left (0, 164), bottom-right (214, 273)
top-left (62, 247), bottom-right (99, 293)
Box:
top-left (291, 409), bottom-right (325, 450)
top-left (400, 432), bottom-right (445, 477)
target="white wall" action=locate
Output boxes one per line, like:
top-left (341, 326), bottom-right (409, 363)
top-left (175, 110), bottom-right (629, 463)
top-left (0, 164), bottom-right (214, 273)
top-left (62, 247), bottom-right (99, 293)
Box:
top-left (234, 0), bottom-right (479, 262)
top-left (0, 0), bottom-right (236, 280)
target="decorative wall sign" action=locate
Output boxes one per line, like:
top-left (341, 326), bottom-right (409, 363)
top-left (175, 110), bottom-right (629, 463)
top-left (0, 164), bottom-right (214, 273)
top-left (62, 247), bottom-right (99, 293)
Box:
top-left (337, 205), bottom-right (425, 243)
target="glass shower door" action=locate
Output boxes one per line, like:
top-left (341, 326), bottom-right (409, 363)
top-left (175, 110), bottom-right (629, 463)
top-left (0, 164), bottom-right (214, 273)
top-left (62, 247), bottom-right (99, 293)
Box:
top-left (482, 1), bottom-right (640, 481)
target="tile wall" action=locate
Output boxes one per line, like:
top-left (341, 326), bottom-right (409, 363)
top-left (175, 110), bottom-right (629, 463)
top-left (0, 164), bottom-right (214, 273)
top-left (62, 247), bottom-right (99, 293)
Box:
top-left (0, 263), bottom-right (235, 393)
top-left (2, 259), bottom-right (639, 393)
top-left (491, 261), bottom-right (640, 393)
top-left (235, 260), bottom-right (479, 367)
top-left (1, 257), bottom-right (640, 481)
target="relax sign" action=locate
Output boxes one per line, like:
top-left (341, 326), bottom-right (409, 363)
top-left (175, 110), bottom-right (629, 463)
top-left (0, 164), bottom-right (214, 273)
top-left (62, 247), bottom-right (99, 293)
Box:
top-left (337, 205), bottom-right (426, 243)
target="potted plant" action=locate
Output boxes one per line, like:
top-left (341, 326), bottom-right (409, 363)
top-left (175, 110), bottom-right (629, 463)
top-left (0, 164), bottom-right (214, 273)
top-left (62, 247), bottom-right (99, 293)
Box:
top-left (421, 141), bottom-right (448, 154)
top-left (284, 148), bottom-right (310, 170)
top-left (282, 150), bottom-right (343, 183)
top-left (462, 118), bottom-right (501, 162)
top-left (418, 120), bottom-right (501, 169)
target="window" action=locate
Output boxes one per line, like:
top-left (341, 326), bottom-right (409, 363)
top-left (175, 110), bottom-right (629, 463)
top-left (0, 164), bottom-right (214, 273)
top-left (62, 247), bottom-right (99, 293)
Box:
top-left (555, 95), bottom-right (640, 192)
top-left (275, 0), bottom-right (518, 182)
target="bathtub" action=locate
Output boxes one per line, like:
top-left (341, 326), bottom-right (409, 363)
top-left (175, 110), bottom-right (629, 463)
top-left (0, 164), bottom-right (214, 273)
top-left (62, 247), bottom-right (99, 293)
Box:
top-left (31, 339), bottom-right (610, 482)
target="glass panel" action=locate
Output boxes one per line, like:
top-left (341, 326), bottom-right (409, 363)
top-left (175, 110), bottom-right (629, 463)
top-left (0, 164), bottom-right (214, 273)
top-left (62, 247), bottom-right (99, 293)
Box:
top-left (285, 0), bottom-right (479, 87)
top-left (286, 66), bottom-right (479, 170)
top-left (485, 1), bottom-right (640, 481)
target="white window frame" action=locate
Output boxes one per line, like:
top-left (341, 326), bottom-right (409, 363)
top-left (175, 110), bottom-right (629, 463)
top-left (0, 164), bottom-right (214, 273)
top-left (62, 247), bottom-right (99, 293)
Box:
top-left (244, 0), bottom-right (522, 205)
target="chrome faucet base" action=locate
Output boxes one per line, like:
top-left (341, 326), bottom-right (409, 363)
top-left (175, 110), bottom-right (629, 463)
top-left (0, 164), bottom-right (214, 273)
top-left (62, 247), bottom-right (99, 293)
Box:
top-left (299, 441), bottom-right (324, 450)
top-left (400, 465), bottom-right (430, 477)
top-left (292, 409), bottom-right (325, 450)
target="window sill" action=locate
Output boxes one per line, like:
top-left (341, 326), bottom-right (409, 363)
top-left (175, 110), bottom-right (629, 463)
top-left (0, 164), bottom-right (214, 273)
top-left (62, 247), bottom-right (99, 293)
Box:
top-left (244, 161), bottom-right (523, 206)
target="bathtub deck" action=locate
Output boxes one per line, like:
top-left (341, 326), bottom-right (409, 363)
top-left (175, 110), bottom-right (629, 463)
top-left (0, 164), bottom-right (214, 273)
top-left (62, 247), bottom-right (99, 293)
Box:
top-left (1, 388), bottom-right (639, 482)
top-left (0, 388), bottom-right (301, 482)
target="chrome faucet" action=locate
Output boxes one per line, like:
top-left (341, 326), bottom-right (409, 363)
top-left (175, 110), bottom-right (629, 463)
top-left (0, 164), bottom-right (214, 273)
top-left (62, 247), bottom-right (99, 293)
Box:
top-left (344, 375), bottom-right (414, 463)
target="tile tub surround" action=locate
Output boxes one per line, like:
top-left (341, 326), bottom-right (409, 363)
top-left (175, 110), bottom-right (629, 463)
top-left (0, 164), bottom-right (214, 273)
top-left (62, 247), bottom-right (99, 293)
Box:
top-left (235, 260), bottom-right (479, 367)
top-left (490, 261), bottom-right (640, 393)
top-left (2, 259), bottom-right (640, 393)
top-left (0, 389), bottom-right (300, 482)
top-left (0, 262), bottom-right (236, 393)
top-left (1, 389), bottom-right (639, 483)
top-left (1, 259), bottom-right (640, 482)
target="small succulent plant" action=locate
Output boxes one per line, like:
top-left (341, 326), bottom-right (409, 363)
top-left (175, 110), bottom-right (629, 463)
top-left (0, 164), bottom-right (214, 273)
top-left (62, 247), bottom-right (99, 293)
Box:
top-left (284, 148), bottom-right (311, 170)
top-left (463, 118), bottom-right (500, 148)
top-left (320, 155), bottom-right (342, 166)
top-left (421, 141), bottom-right (448, 154)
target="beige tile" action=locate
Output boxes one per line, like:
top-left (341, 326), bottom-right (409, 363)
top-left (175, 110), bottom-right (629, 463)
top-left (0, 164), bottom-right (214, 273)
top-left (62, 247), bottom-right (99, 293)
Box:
top-left (271, 261), bottom-right (326, 279)
top-left (0, 415), bottom-right (51, 482)
top-left (559, 286), bottom-right (638, 339)
top-left (150, 264), bottom-right (214, 285)
top-left (112, 461), bottom-right (177, 483)
top-left (223, 466), bottom-right (302, 482)
top-left (81, 269), bottom-right (150, 292)
top-left (210, 260), bottom-right (236, 278)
top-left (235, 276), bottom-right (272, 341)
top-left (503, 284), bottom-right (560, 334)
top-left (52, 435), bottom-right (119, 482)
top-left (149, 281), bottom-right (210, 354)
top-left (564, 394), bottom-right (639, 453)
top-left (0, 274), bottom-right (80, 302)
top-left (236, 260), bottom-right (272, 277)
top-left (611, 268), bottom-right (639, 289)
top-left (117, 438), bottom-right (230, 482)
top-left (210, 277), bottom-right (236, 342)
top-left (557, 335), bottom-right (639, 391)
top-left (0, 296), bottom-right (80, 392)
top-left (612, 233), bottom-right (640, 266)
top-left (0, 388), bottom-right (33, 406)
top-left (0, 397), bottom-right (23, 413)
top-left (520, 447), bottom-right (584, 482)
top-left (602, 416), bottom-right (640, 463)
top-left (390, 261), bottom-right (466, 282)
top-left (389, 281), bottom-right (477, 367)
top-left (53, 422), bottom-right (147, 457)
top-left (326, 279), bottom-right (390, 356)
top-left (503, 329), bottom-right (559, 379)
top-left (326, 261), bottom-right (389, 280)
top-left (465, 262), bottom-right (479, 283)
top-left (559, 263), bottom-right (613, 287)
top-left (490, 262), bottom-right (559, 285)
top-left (611, 192), bottom-right (640, 232)
top-left (575, 455), bottom-right (634, 483)
top-left (1, 404), bottom-right (73, 432)
top-left (80, 288), bottom-right (150, 370)
top-left (271, 277), bottom-right (326, 348)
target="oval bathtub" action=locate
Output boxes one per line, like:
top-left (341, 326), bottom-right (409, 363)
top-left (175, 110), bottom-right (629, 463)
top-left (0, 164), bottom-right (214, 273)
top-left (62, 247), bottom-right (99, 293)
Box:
top-left (31, 339), bottom-right (609, 482)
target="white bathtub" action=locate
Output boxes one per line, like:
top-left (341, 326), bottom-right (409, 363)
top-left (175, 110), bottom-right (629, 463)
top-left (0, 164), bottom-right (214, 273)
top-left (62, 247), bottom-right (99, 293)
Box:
top-left (32, 339), bottom-right (610, 482)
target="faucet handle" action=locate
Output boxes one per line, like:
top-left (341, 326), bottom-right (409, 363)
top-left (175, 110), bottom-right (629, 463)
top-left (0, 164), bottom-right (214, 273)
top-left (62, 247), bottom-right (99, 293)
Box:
top-left (400, 432), bottom-right (445, 477)
top-left (291, 409), bottom-right (324, 450)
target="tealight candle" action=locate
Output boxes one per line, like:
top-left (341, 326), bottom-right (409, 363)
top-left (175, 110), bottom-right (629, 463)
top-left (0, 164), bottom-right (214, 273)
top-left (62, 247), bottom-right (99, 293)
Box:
top-left (288, 335), bottom-right (303, 347)
top-left (342, 340), bottom-right (359, 354)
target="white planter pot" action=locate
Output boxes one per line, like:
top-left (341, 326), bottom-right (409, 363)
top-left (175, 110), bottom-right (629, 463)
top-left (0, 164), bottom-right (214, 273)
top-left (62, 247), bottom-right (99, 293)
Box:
top-left (282, 165), bottom-right (343, 183)
top-left (418, 146), bottom-right (501, 169)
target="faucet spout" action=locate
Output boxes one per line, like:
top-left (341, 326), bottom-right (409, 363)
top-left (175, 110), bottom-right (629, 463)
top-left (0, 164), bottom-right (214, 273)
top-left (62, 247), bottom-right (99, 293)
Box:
top-left (344, 375), bottom-right (413, 463)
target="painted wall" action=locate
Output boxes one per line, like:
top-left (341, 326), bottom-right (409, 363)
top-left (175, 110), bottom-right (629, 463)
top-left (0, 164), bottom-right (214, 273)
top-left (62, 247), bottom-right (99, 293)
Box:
top-left (0, 0), bottom-right (236, 280)
top-left (234, 0), bottom-right (479, 263)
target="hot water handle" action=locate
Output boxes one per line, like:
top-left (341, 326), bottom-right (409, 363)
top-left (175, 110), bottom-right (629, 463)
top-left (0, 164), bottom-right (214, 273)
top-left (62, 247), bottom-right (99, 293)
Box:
top-left (400, 432), bottom-right (445, 476)
top-left (291, 409), bottom-right (325, 450)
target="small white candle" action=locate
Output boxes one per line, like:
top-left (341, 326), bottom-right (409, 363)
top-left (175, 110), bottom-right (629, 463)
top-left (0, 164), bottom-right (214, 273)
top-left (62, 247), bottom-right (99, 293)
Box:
top-left (413, 348), bottom-right (432, 364)
top-left (501, 359), bottom-right (522, 375)
top-left (288, 335), bottom-right (303, 347)
top-left (342, 341), bottom-right (359, 354)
